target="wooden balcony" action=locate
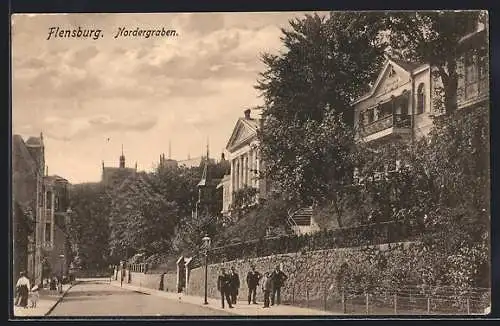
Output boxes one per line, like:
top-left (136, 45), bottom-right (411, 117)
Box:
top-left (357, 114), bottom-right (412, 142)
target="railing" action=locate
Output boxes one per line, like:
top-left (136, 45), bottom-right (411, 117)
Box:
top-left (359, 114), bottom-right (411, 137)
top-left (282, 285), bottom-right (490, 315)
top-left (195, 221), bottom-right (425, 268)
top-left (459, 78), bottom-right (489, 105)
top-left (128, 263), bottom-right (150, 273)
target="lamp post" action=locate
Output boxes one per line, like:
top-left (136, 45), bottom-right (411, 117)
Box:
top-left (202, 234), bottom-right (211, 305)
top-left (58, 254), bottom-right (65, 293)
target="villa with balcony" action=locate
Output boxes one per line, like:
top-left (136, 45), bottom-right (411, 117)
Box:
top-left (352, 56), bottom-right (435, 145)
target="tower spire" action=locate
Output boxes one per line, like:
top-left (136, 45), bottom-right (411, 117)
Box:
top-left (206, 136), bottom-right (209, 160)
top-left (119, 144), bottom-right (125, 168)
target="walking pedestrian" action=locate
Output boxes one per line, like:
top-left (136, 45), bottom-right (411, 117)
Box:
top-left (217, 268), bottom-right (233, 309)
top-left (229, 266), bottom-right (240, 305)
top-left (261, 272), bottom-right (272, 308)
top-left (159, 272), bottom-right (165, 291)
top-left (246, 265), bottom-right (262, 304)
top-left (16, 272), bottom-right (30, 309)
top-left (270, 265), bottom-right (288, 306)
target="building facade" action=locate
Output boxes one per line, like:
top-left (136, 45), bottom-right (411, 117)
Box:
top-left (41, 175), bottom-right (71, 280)
top-left (12, 134), bottom-right (44, 285)
top-left (352, 57), bottom-right (434, 145)
top-left (220, 109), bottom-right (267, 216)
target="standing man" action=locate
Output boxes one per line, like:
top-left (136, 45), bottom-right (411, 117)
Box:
top-left (246, 265), bottom-right (262, 304)
top-left (261, 272), bottom-right (272, 308)
top-left (217, 268), bottom-right (233, 309)
top-left (229, 266), bottom-right (240, 305)
top-left (270, 265), bottom-right (288, 306)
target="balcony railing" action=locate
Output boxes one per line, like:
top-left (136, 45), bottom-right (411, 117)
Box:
top-left (359, 114), bottom-right (411, 137)
top-left (458, 78), bottom-right (489, 107)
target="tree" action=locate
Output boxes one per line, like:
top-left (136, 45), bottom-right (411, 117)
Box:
top-left (108, 173), bottom-right (179, 259)
top-left (256, 12), bottom-right (387, 227)
top-left (386, 10), bottom-right (486, 114)
top-left (67, 183), bottom-right (112, 270)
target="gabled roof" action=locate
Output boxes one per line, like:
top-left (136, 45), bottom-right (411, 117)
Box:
top-left (25, 137), bottom-right (43, 146)
top-left (352, 57), bottom-right (428, 106)
top-left (12, 135), bottom-right (37, 176)
top-left (225, 118), bottom-right (259, 152)
top-left (390, 58), bottom-right (423, 72)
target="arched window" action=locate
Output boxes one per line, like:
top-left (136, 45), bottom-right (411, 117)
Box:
top-left (416, 83), bottom-right (425, 114)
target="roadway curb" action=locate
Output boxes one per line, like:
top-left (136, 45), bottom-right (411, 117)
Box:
top-left (44, 281), bottom-right (78, 316)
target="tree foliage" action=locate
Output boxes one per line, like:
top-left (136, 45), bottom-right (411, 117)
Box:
top-left (256, 12), bottom-right (388, 227)
top-left (108, 173), bottom-right (179, 260)
top-left (67, 183), bottom-right (111, 270)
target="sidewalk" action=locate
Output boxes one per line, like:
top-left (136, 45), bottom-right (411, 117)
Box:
top-left (13, 283), bottom-right (74, 317)
top-left (110, 281), bottom-right (339, 316)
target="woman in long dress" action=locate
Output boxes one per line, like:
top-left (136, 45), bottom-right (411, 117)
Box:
top-left (16, 272), bottom-right (31, 308)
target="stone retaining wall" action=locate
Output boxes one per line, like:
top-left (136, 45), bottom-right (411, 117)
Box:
top-left (186, 243), bottom-right (397, 304)
top-left (127, 271), bottom-right (178, 292)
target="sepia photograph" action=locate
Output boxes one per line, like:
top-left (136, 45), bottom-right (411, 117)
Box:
top-left (11, 10), bottom-right (490, 318)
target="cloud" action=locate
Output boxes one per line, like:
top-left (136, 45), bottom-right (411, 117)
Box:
top-left (11, 12), bottom-right (317, 183)
top-left (42, 114), bottom-right (158, 141)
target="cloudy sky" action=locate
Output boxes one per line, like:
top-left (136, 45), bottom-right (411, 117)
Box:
top-left (12, 12), bottom-right (325, 184)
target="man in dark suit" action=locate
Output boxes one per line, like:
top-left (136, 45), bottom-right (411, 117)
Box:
top-left (270, 265), bottom-right (288, 306)
top-left (217, 268), bottom-right (233, 308)
top-left (246, 265), bottom-right (262, 304)
top-left (229, 266), bottom-right (240, 304)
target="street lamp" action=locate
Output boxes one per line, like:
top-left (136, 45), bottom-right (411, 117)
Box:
top-left (202, 234), bottom-right (211, 305)
top-left (58, 254), bottom-right (65, 293)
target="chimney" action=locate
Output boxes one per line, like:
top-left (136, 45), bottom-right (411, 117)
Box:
top-left (244, 109), bottom-right (251, 119)
top-left (221, 152), bottom-right (225, 161)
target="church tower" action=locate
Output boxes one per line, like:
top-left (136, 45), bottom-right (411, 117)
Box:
top-left (119, 144), bottom-right (125, 168)
top-left (195, 138), bottom-right (214, 219)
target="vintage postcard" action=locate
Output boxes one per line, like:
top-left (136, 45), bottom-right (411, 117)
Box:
top-left (11, 11), bottom-right (490, 318)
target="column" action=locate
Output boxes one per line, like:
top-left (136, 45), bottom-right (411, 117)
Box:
top-left (255, 150), bottom-right (260, 191)
top-left (244, 154), bottom-right (248, 186)
top-left (51, 191), bottom-right (55, 244)
top-left (230, 159), bottom-right (235, 202)
top-left (249, 150), bottom-right (254, 187)
top-left (235, 159), bottom-right (239, 192)
top-left (240, 155), bottom-right (244, 189)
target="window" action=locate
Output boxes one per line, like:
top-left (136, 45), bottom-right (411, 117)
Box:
top-left (45, 223), bottom-right (51, 243)
top-left (366, 109), bottom-right (374, 124)
top-left (416, 83), bottom-right (425, 114)
top-left (46, 192), bottom-right (52, 209)
top-left (464, 52), bottom-right (480, 99)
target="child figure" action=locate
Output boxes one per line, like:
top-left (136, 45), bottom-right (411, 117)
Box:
top-left (29, 285), bottom-right (39, 308)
